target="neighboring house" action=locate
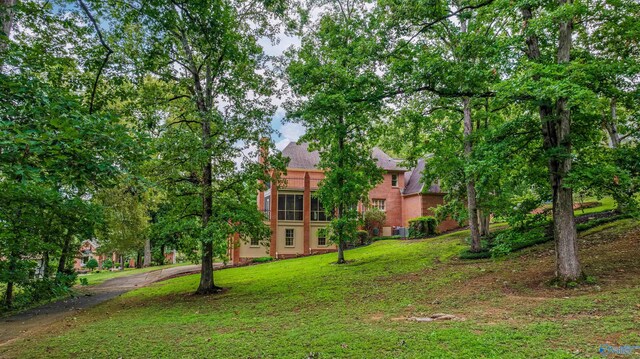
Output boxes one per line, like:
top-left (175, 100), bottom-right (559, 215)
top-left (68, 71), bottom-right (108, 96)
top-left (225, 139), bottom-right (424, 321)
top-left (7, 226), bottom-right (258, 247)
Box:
top-left (229, 142), bottom-right (458, 264)
top-left (74, 240), bottom-right (114, 271)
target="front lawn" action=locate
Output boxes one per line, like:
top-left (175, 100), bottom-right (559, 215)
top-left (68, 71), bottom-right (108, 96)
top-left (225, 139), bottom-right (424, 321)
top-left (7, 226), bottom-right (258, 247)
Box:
top-left (2, 220), bottom-right (639, 358)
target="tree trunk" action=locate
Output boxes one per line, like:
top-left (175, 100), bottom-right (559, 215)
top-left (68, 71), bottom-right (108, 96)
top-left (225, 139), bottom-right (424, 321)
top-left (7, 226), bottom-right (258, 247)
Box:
top-left (522, 2), bottom-right (581, 282)
top-left (478, 211), bottom-right (490, 237)
top-left (119, 255), bottom-right (125, 271)
top-left (463, 97), bottom-right (481, 252)
top-left (552, 2), bottom-right (581, 282)
top-left (337, 241), bottom-right (345, 264)
top-left (196, 110), bottom-right (221, 294)
top-left (603, 98), bottom-right (620, 148)
top-left (4, 281), bottom-right (13, 308)
top-left (42, 251), bottom-right (50, 278)
top-left (136, 251), bottom-right (142, 268)
top-left (143, 238), bottom-right (151, 267)
top-left (4, 253), bottom-right (16, 308)
top-left (57, 235), bottom-right (71, 274)
top-left (160, 244), bottom-right (165, 265)
top-left (0, 0), bottom-right (16, 68)
top-left (335, 119), bottom-right (347, 264)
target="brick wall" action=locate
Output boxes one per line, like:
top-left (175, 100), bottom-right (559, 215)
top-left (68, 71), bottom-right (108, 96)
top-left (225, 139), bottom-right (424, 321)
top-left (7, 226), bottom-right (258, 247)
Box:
top-left (368, 171), bottom-right (405, 227)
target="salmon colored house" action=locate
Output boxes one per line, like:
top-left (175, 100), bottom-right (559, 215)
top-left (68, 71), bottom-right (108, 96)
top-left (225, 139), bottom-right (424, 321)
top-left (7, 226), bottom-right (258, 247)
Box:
top-left (229, 142), bottom-right (458, 264)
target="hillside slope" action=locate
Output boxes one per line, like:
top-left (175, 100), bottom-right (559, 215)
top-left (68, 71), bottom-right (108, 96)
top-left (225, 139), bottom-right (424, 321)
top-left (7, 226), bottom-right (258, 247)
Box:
top-left (2, 219), bottom-right (639, 358)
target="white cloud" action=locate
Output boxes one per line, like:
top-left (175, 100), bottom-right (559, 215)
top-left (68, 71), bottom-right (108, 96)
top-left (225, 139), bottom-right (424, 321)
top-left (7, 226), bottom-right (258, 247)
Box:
top-left (274, 121), bottom-right (306, 151)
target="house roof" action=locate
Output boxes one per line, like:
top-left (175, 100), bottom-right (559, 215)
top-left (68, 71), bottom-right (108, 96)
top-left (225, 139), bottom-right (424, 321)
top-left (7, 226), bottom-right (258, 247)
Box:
top-left (282, 142), bottom-right (407, 171)
top-left (402, 158), bottom-right (442, 195)
top-left (403, 159), bottom-right (426, 195)
top-left (281, 142), bottom-right (441, 194)
top-left (282, 142), bottom-right (320, 169)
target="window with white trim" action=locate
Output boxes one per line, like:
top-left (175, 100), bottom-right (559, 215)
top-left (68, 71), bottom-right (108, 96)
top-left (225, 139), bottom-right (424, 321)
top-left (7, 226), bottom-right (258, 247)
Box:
top-left (391, 174), bottom-right (398, 187)
top-left (250, 237), bottom-right (260, 246)
top-left (317, 229), bottom-right (327, 246)
top-left (372, 199), bottom-right (386, 211)
top-left (285, 228), bottom-right (295, 247)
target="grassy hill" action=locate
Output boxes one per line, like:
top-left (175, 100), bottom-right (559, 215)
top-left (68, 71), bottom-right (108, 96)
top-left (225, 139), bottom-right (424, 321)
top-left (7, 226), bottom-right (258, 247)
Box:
top-left (2, 219), bottom-right (639, 358)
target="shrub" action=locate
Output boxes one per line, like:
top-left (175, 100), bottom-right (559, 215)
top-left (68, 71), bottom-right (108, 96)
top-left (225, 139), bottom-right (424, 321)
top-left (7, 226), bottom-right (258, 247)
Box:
top-left (407, 216), bottom-right (438, 238)
top-left (85, 258), bottom-right (99, 271)
top-left (357, 230), bottom-right (370, 245)
top-left (102, 259), bottom-right (113, 271)
top-left (22, 272), bottom-right (77, 305)
top-left (252, 256), bottom-right (273, 263)
top-left (364, 208), bottom-right (386, 237)
top-left (459, 248), bottom-right (491, 260)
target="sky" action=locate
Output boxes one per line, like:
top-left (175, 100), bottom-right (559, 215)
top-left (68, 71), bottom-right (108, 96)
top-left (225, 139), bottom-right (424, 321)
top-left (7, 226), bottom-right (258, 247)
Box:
top-left (258, 33), bottom-right (305, 151)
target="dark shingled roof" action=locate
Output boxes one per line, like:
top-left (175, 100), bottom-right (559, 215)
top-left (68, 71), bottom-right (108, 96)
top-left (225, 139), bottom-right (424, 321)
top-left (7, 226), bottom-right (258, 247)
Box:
top-left (281, 142), bottom-right (441, 194)
top-left (403, 159), bottom-right (426, 195)
top-left (402, 158), bottom-right (442, 195)
top-left (282, 142), bottom-right (320, 169)
top-left (282, 142), bottom-right (407, 171)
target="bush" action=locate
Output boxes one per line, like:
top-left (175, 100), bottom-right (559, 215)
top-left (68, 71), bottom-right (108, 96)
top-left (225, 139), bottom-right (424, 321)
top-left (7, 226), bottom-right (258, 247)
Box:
top-left (357, 230), bottom-right (370, 245)
top-left (252, 256), bottom-right (273, 263)
top-left (408, 216), bottom-right (438, 238)
top-left (22, 272), bottom-right (77, 305)
top-left (85, 258), bottom-right (99, 271)
top-left (364, 208), bottom-right (386, 237)
top-left (102, 259), bottom-right (113, 271)
top-left (459, 248), bottom-right (491, 260)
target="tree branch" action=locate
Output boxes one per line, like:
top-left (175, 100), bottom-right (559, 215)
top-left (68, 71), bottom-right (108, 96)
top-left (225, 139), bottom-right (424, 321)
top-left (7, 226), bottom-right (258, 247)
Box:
top-left (77, 0), bottom-right (113, 114)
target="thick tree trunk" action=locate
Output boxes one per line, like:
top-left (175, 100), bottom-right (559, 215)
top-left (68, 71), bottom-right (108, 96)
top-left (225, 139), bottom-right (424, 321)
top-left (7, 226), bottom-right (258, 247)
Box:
top-left (136, 251), bottom-right (142, 268)
top-left (119, 255), bottom-right (125, 271)
top-left (196, 112), bottom-right (221, 294)
top-left (522, 3), bottom-right (581, 282)
top-left (57, 235), bottom-right (72, 274)
top-left (463, 97), bottom-right (481, 252)
top-left (143, 238), bottom-right (151, 267)
top-left (478, 211), bottom-right (490, 237)
top-left (552, 3), bottom-right (581, 281)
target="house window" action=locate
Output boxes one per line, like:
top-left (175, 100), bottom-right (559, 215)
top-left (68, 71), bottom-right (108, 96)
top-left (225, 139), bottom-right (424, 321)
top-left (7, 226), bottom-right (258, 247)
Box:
top-left (391, 174), bottom-right (398, 187)
top-left (278, 194), bottom-right (303, 221)
top-left (311, 197), bottom-right (330, 221)
top-left (372, 199), bottom-right (386, 211)
top-left (317, 229), bottom-right (327, 246)
top-left (250, 237), bottom-right (260, 247)
top-left (285, 228), bottom-right (295, 247)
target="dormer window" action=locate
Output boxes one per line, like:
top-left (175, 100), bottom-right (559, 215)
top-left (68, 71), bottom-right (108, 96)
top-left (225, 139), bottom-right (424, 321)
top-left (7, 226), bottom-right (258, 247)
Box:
top-left (391, 174), bottom-right (398, 187)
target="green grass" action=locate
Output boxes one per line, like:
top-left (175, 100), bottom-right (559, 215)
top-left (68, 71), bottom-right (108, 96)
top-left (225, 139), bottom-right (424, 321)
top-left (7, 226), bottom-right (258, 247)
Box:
top-left (2, 221), bottom-right (639, 358)
top-left (573, 196), bottom-right (617, 215)
top-left (78, 262), bottom-right (192, 286)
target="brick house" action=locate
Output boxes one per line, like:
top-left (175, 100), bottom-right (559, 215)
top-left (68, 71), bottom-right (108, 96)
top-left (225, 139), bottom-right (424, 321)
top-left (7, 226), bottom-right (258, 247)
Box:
top-left (74, 239), bottom-right (114, 271)
top-left (229, 142), bottom-right (458, 264)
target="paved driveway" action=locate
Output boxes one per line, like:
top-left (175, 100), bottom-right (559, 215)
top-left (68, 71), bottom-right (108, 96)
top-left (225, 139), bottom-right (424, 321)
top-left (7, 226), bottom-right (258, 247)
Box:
top-left (0, 264), bottom-right (205, 346)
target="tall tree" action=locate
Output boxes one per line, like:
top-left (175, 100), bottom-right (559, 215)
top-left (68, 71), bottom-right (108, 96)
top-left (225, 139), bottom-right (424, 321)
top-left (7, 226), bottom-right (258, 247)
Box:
top-left (101, 0), bottom-right (287, 293)
top-left (375, 0), bottom-right (508, 251)
top-left (287, 0), bottom-right (384, 263)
